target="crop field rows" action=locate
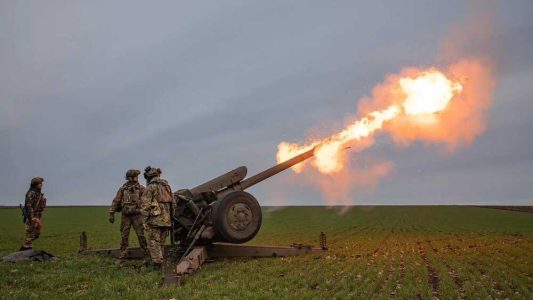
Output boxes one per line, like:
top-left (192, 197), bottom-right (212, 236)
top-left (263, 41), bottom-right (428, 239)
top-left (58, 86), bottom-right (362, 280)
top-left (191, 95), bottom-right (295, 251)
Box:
top-left (0, 206), bottom-right (532, 299)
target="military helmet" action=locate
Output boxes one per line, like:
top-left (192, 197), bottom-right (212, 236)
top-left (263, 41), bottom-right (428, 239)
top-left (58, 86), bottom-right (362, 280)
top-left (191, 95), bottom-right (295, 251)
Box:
top-left (125, 169), bottom-right (141, 179)
top-left (143, 166), bottom-right (161, 179)
top-left (31, 177), bottom-right (44, 186)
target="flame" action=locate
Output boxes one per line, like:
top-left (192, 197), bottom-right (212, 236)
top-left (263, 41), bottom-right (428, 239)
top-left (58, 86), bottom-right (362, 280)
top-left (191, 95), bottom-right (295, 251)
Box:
top-left (313, 106), bottom-right (400, 174)
top-left (401, 70), bottom-right (463, 116)
top-left (276, 68), bottom-right (464, 174)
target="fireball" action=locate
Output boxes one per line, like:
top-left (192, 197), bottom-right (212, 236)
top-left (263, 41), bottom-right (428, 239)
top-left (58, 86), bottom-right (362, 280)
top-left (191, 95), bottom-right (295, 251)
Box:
top-left (276, 68), bottom-right (464, 174)
top-left (401, 70), bottom-right (462, 116)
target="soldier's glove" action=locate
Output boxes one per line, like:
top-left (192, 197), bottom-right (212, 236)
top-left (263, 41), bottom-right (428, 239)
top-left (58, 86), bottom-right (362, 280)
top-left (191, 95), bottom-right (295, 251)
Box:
top-left (109, 213), bottom-right (115, 224)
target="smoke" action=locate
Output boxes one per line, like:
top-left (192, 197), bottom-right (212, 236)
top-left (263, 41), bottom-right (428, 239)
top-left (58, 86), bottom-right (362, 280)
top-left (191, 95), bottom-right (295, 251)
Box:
top-left (439, 6), bottom-right (499, 66)
top-left (293, 153), bottom-right (394, 207)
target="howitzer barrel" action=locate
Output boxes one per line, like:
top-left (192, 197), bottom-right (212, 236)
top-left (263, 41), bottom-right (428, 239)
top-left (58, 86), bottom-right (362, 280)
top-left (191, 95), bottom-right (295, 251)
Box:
top-left (239, 147), bottom-right (315, 190)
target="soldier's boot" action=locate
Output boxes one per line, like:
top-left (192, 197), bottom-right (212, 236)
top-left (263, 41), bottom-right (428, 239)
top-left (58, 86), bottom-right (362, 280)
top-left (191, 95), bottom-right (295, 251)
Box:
top-left (116, 248), bottom-right (128, 266)
top-left (141, 259), bottom-right (151, 266)
top-left (152, 262), bottom-right (162, 271)
top-left (142, 248), bottom-right (151, 265)
top-left (20, 238), bottom-right (33, 251)
top-left (140, 260), bottom-right (161, 271)
top-left (142, 255), bottom-right (151, 266)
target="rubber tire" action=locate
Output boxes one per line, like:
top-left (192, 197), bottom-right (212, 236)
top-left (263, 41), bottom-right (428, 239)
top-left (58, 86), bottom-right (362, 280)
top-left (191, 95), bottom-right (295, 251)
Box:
top-left (212, 191), bottom-right (262, 244)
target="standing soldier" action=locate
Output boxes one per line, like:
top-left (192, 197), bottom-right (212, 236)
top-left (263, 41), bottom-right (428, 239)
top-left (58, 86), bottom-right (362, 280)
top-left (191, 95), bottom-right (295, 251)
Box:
top-left (109, 169), bottom-right (148, 265)
top-left (140, 166), bottom-right (175, 269)
top-left (20, 177), bottom-right (47, 251)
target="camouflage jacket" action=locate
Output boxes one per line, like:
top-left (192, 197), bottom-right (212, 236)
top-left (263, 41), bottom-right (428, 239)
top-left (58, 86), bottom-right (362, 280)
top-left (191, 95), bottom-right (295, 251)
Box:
top-left (110, 182), bottom-right (145, 214)
top-left (25, 189), bottom-right (46, 219)
top-left (140, 177), bottom-right (175, 227)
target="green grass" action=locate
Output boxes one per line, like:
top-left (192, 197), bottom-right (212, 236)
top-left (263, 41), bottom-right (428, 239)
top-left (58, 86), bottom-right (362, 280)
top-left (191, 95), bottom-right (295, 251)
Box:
top-left (1, 206), bottom-right (532, 299)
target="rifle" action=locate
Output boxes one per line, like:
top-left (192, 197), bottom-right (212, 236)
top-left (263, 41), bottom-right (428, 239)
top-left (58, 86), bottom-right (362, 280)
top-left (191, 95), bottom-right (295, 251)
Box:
top-left (19, 204), bottom-right (29, 224)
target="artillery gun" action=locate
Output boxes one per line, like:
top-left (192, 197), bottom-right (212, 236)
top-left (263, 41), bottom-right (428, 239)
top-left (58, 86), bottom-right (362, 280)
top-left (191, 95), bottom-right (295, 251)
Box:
top-left (172, 147), bottom-right (315, 247)
top-left (79, 147), bottom-right (327, 285)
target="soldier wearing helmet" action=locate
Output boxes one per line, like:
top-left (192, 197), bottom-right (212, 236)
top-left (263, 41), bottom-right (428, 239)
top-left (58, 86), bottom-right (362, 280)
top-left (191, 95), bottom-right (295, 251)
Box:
top-left (20, 177), bottom-right (47, 250)
top-left (109, 169), bottom-right (148, 265)
top-left (140, 166), bottom-right (176, 269)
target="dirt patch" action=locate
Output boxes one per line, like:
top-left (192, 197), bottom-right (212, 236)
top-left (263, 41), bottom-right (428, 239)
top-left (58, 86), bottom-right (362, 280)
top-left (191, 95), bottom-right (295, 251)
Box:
top-left (371, 251), bottom-right (395, 299)
top-left (367, 228), bottom-right (394, 267)
top-left (445, 263), bottom-right (466, 299)
top-left (446, 244), bottom-right (458, 254)
top-left (431, 240), bottom-right (466, 299)
top-left (417, 241), bottom-right (440, 299)
top-left (390, 248), bottom-right (405, 298)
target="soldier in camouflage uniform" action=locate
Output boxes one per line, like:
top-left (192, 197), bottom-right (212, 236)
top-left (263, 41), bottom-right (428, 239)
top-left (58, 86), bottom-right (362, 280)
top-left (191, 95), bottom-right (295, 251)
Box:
top-left (109, 169), bottom-right (148, 265)
top-left (140, 166), bottom-right (176, 268)
top-left (20, 177), bottom-right (47, 251)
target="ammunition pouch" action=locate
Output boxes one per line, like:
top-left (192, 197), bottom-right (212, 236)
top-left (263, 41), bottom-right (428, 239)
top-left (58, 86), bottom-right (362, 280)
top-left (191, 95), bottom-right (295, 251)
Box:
top-left (123, 187), bottom-right (141, 206)
top-left (122, 205), bottom-right (140, 216)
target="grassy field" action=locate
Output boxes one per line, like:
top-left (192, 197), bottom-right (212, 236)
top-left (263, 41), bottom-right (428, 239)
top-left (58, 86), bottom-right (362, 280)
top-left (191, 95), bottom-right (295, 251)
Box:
top-left (0, 206), bottom-right (532, 299)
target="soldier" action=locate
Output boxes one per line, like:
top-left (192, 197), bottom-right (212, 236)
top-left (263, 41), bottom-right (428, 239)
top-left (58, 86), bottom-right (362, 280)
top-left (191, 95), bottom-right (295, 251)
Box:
top-left (109, 169), bottom-right (148, 265)
top-left (20, 177), bottom-right (47, 251)
top-left (140, 166), bottom-right (175, 269)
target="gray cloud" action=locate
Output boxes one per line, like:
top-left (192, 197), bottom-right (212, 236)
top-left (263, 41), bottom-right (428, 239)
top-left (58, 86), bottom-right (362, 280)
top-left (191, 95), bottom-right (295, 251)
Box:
top-left (1, 1), bottom-right (532, 205)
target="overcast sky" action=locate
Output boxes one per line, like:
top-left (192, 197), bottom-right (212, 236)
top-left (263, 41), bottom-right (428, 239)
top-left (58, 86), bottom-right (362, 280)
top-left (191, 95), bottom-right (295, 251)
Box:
top-left (1, 1), bottom-right (532, 206)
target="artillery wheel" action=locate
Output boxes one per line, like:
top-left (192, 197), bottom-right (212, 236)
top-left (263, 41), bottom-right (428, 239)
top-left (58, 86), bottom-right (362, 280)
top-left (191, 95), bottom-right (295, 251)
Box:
top-left (212, 191), bottom-right (262, 244)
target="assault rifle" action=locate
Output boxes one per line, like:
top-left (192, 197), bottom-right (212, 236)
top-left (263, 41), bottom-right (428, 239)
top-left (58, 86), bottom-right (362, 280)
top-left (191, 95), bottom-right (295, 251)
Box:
top-left (19, 204), bottom-right (30, 224)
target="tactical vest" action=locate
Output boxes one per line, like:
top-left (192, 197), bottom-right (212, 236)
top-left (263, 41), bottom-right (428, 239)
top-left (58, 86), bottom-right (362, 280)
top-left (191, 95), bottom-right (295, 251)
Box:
top-left (26, 190), bottom-right (46, 217)
top-left (122, 184), bottom-right (141, 209)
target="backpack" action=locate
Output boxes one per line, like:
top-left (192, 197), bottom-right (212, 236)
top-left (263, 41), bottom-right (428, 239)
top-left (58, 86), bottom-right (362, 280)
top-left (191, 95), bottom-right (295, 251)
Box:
top-left (158, 182), bottom-right (173, 204)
